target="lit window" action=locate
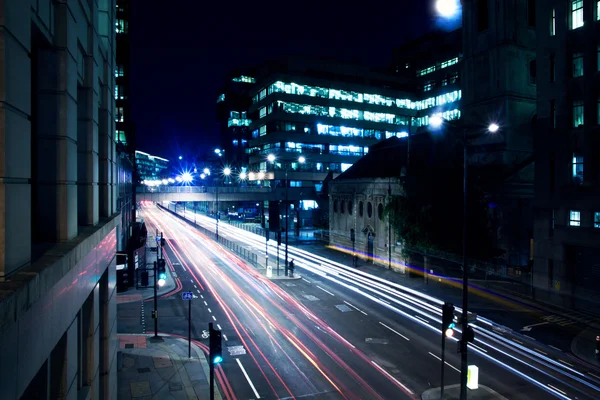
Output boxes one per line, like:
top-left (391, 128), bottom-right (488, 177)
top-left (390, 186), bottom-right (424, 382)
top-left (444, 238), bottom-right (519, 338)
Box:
top-left (598, 1), bottom-right (600, 20)
top-left (573, 100), bottom-right (584, 127)
top-left (217, 94), bottom-right (225, 103)
top-left (116, 130), bottom-right (126, 144)
top-left (115, 107), bottom-right (124, 122)
top-left (116, 19), bottom-right (128, 34)
top-left (550, 8), bottom-right (556, 35)
top-left (259, 125), bottom-right (267, 136)
top-left (569, 210), bottom-right (581, 226)
top-left (573, 52), bottom-right (584, 77)
top-left (597, 44), bottom-right (600, 71)
top-left (232, 140), bottom-right (239, 146)
top-left (571, 0), bottom-right (584, 30)
top-left (572, 155), bottom-right (584, 185)
top-left (259, 107), bottom-right (266, 118)
top-left (232, 76), bottom-right (255, 83)
top-left (115, 85), bottom-right (125, 100)
top-left (115, 65), bottom-right (124, 78)
top-left (594, 212), bottom-right (600, 228)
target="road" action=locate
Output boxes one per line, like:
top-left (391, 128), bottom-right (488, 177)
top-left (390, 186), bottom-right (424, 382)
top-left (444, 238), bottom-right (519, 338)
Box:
top-left (114, 204), bottom-right (598, 400)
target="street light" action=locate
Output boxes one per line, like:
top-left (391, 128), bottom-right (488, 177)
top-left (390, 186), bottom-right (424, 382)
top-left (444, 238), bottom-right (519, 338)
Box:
top-left (429, 116), bottom-right (499, 400)
top-left (239, 171), bottom-right (247, 181)
top-left (203, 167), bottom-right (210, 175)
top-left (216, 167), bottom-right (232, 241)
top-left (267, 153), bottom-right (305, 276)
top-left (435, 0), bottom-right (460, 18)
top-left (181, 172), bottom-right (193, 183)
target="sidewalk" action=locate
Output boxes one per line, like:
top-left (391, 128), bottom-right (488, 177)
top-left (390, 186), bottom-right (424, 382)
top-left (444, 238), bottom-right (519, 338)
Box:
top-left (422, 384), bottom-right (507, 400)
top-left (117, 334), bottom-right (222, 400)
top-left (571, 328), bottom-right (600, 368)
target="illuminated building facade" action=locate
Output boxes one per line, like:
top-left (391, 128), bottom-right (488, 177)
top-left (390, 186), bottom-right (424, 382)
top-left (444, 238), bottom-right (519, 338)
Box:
top-left (532, 0), bottom-right (600, 310)
top-left (0, 1), bottom-right (120, 398)
top-left (135, 151), bottom-right (170, 182)
top-left (247, 57), bottom-right (423, 190)
top-left (216, 71), bottom-right (256, 167)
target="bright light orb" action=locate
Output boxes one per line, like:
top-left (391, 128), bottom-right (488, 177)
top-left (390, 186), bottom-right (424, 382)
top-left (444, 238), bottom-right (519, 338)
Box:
top-left (258, 171), bottom-right (265, 180)
top-left (179, 155), bottom-right (183, 160)
top-left (298, 156), bottom-right (306, 164)
top-left (203, 168), bottom-right (210, 175)
top-left (181, 172), bottom-right (193, 183)
top-left (200, 173), bottom-right (206, 179)
top-left (223, 167), bottom-right (231, 176)
top-left (488, 123), bottom-right (499, 133)
top-left (239, 171), bottom-right (247, 180)
top-left (162, 179), bottom-right (168, 185)
top-left (436, 0), bottom-right (459, 18)
top-left (429, 115), bottom-right (444, 129)
top-left (267, 154), bottom-right (276, 163)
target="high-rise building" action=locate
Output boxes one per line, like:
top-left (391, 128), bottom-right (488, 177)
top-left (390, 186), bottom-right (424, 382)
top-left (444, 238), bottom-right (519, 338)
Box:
top-left (247, 57), bottom-right (423, 191)
top-left (0, 1), bottom-right (120, 398)
top-left (216, 71), bottom-right (256, 168)
top-left (533, 0), bottom-right (600, 310)
top-left (135, 151), bottom-right (170, 182)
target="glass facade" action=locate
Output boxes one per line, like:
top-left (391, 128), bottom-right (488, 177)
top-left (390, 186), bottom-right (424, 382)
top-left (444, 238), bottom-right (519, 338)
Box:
top-left (135, 151), bottom-right (170, 181)
top-left (417, 57), bottom-right (459, 77)
top-left (232, 75), bottom-right (255, 83)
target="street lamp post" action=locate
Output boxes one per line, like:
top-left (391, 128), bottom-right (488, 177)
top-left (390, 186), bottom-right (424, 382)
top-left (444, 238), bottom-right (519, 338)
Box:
top-left (268, 153), bottom-right (305, 276)
top-left (430, 115), bottom-right (498, 400)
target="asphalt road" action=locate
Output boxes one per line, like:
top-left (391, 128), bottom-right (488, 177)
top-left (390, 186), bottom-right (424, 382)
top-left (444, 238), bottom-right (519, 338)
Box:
top-left (113, 205), bottom-right (594, 400)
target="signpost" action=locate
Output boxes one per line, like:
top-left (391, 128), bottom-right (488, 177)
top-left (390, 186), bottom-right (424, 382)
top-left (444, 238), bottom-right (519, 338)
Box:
top-left (182, 291), bottom-right (194, 358)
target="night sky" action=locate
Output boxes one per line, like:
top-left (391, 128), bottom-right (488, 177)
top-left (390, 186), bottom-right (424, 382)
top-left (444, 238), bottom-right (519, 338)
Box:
top-left (130, 1), bottom-right (458, 161)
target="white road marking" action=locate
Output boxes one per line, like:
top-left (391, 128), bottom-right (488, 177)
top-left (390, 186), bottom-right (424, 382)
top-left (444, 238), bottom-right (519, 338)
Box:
top-left (558, 359), bottom-right (574, 367)
top-left (316, 285), bottom-right (335, 296)
top-left (223, 334), bottom-right (228, 341)
top-left (197, 289), bottom-right (201, 293)
top-left (190, 279), bottom-right (194, 283)
top-left (414, 315), bottom-right (429, 324)
top-left (343, 301), bottom-right (367, 315)
top-left (379, 322), bottom-right (410, 341)
top-left (212, 315), bottom-right (217, 321)
top-left (302, 278), bottom-right (312, 283)
top-left (523, 335), bottom-right (536, 341)
top-left (371, 361), bottom-right (414, 394)
top-left (468, 343), bottom-right (487, 353)
top-left (378, 298), bottom-right (391, 305)
top-left (547, 383), bottom-right (567, 396)
top-left (588, 372), bottom-right (600, 380)
top-left (236, 358), bottom-right (261, 398)
top-left (217, 324), bottom-right (222, 330)
top-left (200, 295), bottom-right (204, 299)
top-left (513, 339), bottom-right (523, 345)
top-left (208, 308), bottom-right (212, 313)
top-left (204, 301), bottom-right (208, 306)
top-left (428, 352), bottom-right (460, 373)
top-left (549, 345), bottom-right (562, 351)
top-left (534, 348), bottom-right (547, 355)
top-left (194, 284), bottom-right (197, 289)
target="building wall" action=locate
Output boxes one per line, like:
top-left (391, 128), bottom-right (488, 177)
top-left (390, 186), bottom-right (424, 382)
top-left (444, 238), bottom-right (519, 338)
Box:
top-left (329, 179), bottom-right (404, 271)
top-left (532, 0), bottom-right (600, 310)
top-left (0, 0), bottom-right (120, 397)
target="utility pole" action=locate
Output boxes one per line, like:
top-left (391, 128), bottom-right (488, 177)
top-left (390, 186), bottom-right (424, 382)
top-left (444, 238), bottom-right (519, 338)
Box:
top-left (460, 128), bottom-right (469, 400)
top-left (388, 179), bottom-right (392, 270)
top-left (284, 166), bottom-right (289, 276)
top-left (153, 260), bottom-right (158, 338)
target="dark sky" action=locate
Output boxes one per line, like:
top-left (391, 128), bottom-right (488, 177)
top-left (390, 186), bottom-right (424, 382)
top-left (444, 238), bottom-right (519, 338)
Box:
top-left (130, 1), bottom-right (451, 161)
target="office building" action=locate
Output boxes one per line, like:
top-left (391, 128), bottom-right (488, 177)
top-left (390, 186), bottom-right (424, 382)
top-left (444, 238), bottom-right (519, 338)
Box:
top-left (247, 57), bottom-right (425, 191)
top-left (533, 0), bottom-right (600, 310)
top-left (0, 1), bottom-right (120, 399)
top-left (216, 71), bottom-right (256, 167)
top-left (135, 150), bottom-right (170, 182)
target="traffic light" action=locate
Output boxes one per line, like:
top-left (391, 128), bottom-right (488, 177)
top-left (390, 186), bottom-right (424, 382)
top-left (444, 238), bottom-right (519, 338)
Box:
top-left (463, 325), bottom-right (475, 343)
top-left (442, 302), bottom-right (455, 338)
top-left (157, 259), bottom-right (167, 286)
top-left (209, 323), bottom-right (223, 364)
top-left (160, 237), bottom-right (166, 247)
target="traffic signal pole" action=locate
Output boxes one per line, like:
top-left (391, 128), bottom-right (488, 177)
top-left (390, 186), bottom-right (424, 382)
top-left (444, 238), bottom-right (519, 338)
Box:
top-left (441, 332), bottom-right (446, 399)
top-left (153, 260), bottom-right (158, 338)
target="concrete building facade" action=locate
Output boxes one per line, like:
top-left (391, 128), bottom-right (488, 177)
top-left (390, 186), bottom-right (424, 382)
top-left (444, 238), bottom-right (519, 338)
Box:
top-left (532, 0), bottom-right (600, 311)
top-left (0, 0), bottom-right (120, 398)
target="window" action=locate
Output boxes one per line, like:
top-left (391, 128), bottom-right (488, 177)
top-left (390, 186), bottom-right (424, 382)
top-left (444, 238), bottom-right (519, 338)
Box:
top-left (569, 210), bottom-right (581, 226)
top-left (477, 0), bottom-right (489, 32)
top-left (573, 52), bottom-right (584, 77)
top-left (217, 94), bottom-right (225, 103)
top-left (116, 130), bottom-right (126, 144)
top-left (359, 201), bottom-right (364, 217)
top-left (378, 203), bottom-right (384, 220)
top-left (115, 65), bottom-right (124, 78)
top-left (550, 99), bottom-right (556, 128)
top-left (528, 0), bottom-right (536, 27)
top-left (571, 1), bottom-right (584, 30)
top-left (340, 201), bottom-right (345, 214)
top-left (550, 54), bottom-right (555, 82)
top-left (348, 201), bottom-right (353, 214)
top-left (597, 44), bottom-right (600, 71)
top-left (367, 202), bottom-right (373, 218)
top-left (594, 212), bottom-right (600, 228)
top-left (115, 85), bottom-right (125, 100)
top-left (115, 106), bottom-right (124, 122)
top-left (572, 155), bottom-right (584, 184)
top-left (550, 8), bottom-right (556, 36)
top-left (529, 60), bottom-right (537, 84)
top-left (116, 19), bottom-right (128, 34)
top-left (573, 100), bottom-right (584, 127)
top-left (598, 1), bottom-right (600, 20)
top-left (333, 200), bottom-right (338, 213)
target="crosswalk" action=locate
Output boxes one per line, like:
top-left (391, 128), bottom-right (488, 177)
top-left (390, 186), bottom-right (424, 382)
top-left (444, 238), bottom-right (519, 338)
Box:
top-left (541, 311), bottom-right (600, 327)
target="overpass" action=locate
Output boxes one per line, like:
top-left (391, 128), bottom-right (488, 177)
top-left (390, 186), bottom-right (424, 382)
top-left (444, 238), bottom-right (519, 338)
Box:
top-left (136, 185), bottom-right (320, 203)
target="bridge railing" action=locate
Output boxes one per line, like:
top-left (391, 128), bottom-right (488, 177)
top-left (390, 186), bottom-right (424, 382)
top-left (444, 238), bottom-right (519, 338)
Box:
top-left (136, 185), bottom-right (272, 194)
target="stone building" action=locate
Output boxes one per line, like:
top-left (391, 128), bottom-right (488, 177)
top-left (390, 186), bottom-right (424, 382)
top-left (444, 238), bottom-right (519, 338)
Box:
top-left (329, 138), bottom-right (406, 272)
top-left (0, 1), bottom-right (122, 398)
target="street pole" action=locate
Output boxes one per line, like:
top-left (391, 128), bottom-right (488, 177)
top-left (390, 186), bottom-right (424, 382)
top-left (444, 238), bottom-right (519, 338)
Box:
top-left (284, 166), bottom-right (289, 276)
top-left (153, 260), bottom-right (158, 338)
top-left (441, 332), bottom-right (446, 399)
top-left (277, 233), bottom-right (280, 276)
top-left (209, 322), bottom-right (215, 400)
top-left (388, 179), bottom-right (392, 270)
top-left (188, 296), bottom-right (191, 358)
top-left (216, 183), bottom-right (219, 241)
top-left (460, 128), bottom-right (469, 400)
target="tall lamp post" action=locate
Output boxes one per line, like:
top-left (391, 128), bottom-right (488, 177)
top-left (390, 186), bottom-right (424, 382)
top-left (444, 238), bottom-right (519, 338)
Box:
top-left (268, 153), bottom-right (305, 276)
top-left (216, 167), bottom-right (232, 241)
top-left (430, 115), bottom-right (499, 399)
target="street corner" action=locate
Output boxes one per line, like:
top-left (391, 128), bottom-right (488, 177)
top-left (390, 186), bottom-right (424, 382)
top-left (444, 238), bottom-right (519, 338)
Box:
top-left (118, 334), bottom-right (148, 349)
top-left (264, 271), bottom-right (303, 280)
top-left (421, 384), bottom-right (508, 400)
top-left (116, 293), bottom-right (144, 304)
top-left (570, 327), bottom-right (600, 367)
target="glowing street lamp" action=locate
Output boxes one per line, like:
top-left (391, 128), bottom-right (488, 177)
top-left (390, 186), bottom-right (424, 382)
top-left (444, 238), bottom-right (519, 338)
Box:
top-left (267, 153), bottom-right (276, 163)
top-left (181, 172), bottom-right (193, 183)
top-left (435, 0), bottom-right (460, 18)
top-left (200, 173), bottom-right (206, 179)
top-left (203, 167), bottom-right (210, 175)
top-left (239, 171), bottom-right (247, 180)
top-left (179, 155), bottom-right (183, 160)
top-left (223, 167), bottom-right (231, 176)
top-left (298, 155), bottom-right (306, 164)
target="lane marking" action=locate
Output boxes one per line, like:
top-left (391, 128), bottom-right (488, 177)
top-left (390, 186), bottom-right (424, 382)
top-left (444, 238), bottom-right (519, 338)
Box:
top-left (302, 278), bottom-right (312, 283)
top-left (197, 289), bottom-right (201, 293)
top-left (549, 345), bottom-right (562, 351)
top-left (547, 383), bottom-right (567, 396)
top-left (428, 352), bottom-right (460, 373)
top-left (194, 284), bottom-right (197, 289)
top-left (212, 315), bottom-right (217, 321)
top-left (588, 372), bottom-right (600, 380)
top-left (558, 359), bottom-right (574, 367)
top-left (190, 279), bottom-right (194, 283)
top-left (217, 324), bottom-right (222, 330)
top-left (379, 322), bottom-right (410, 341)
top-left (236, 358), bottom-right (261, 398)
top-left (469, 343), bottom-right (487, 353)
top-left (414, 315), bottom-right (429, 324)
top-left (343, 301), bottom-right (367, 316)
top-left (208, 308), bottom-right (212, 313)
top-left (316, 285), bottom-right (335, 296)
top-left (204, 301), bottom-right (208, 306)
top-left (223, 334), bottom-right (228, 341)
top-left (371, 361), bottom-right (414, 394)
top-left (327, 327), bottom-right (356, 348)
top-left (534, 348), bottom-right (547, 355)
top-left (378, 298), bottom-right (391, 305)
top-left (200, 295), bottom-right (204, 299)
top-left (513, 339), bottom-right (523, 345)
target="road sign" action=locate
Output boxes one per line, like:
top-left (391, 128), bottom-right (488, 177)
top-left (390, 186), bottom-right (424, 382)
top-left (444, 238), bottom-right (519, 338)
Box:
top-left (182, 292), bottom-right (194, 300)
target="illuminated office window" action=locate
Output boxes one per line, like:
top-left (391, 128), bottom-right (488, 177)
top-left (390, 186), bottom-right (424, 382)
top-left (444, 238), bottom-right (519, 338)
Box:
top-left (550, 8), bottom-right (556, 35)
top-left (116, 19), bottom-right (128, 34)
top-left (573, 100), bottom-right (584, 127)
top-left (569, 210), bottom-right (581, 227)
top-left (571, 0), bottom-right (584, 30)
top-left (573, 52), bottom-right (584, 77)
top-left (572, 155), bottom-right (584, 185)
top-left (594, 212), bottom-right (600, 228)
top-left (115, 107), bottom-right (124, 122)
